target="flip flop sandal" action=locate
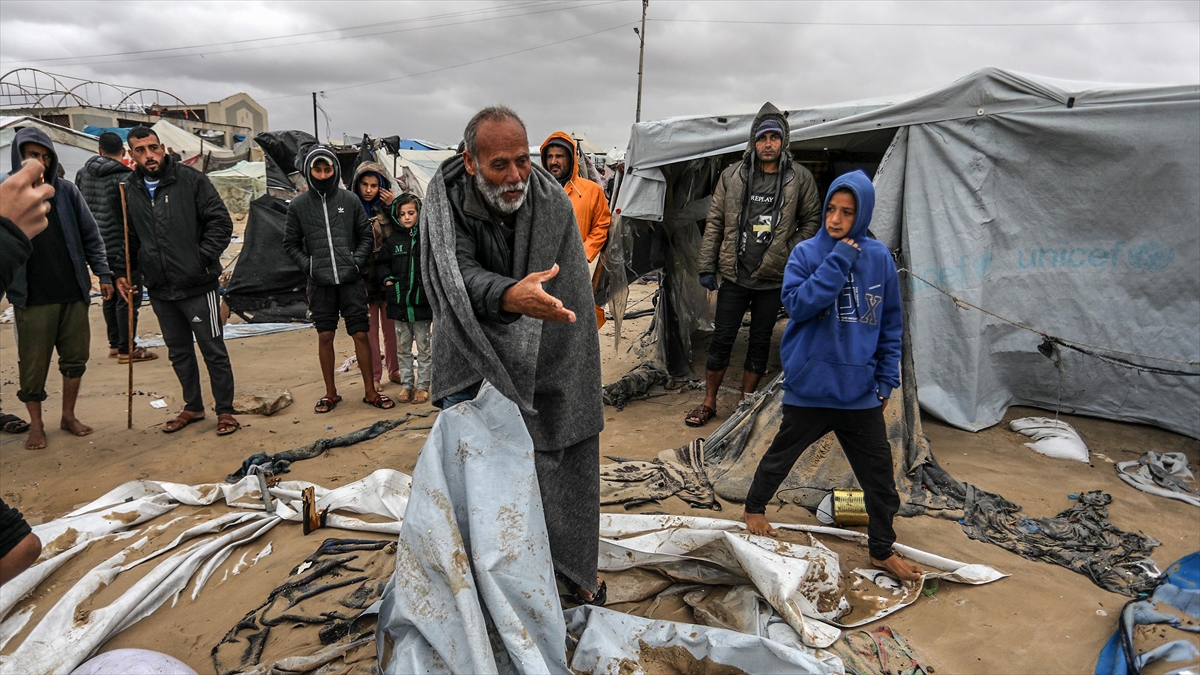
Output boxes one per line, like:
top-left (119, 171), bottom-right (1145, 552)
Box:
top-left (164, 412), bottom-right (205, 433)
top-left (119, 347), bottom-right (159, 364)
top-left (363, 394), bottom-right (395, 410)
top-left (684, 404), bottom-right (716, 427)
top-left (0, 414), bottom-right (30, 434)
top-left (216, 415), bottom-right (240, 436)
top-left (556, 571), bottom-right (608, 606)
top-left (315, 395), bottom-right (343, 414)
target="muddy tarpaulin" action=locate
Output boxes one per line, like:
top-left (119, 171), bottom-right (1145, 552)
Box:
top-left (375, 383), bottom-right (570, 674)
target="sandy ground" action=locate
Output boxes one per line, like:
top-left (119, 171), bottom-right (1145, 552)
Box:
top-left (1, 278), bottom-right (1197, 674)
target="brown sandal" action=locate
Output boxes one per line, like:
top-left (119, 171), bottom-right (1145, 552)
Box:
top-left (119, 346), bottom-right (159, 363)
top-left (164, 410), bottom-right (205, 433)
top-left (216, 414), bottom-right (240, 436)
top-left (684, 404), bottom-right (716, 427)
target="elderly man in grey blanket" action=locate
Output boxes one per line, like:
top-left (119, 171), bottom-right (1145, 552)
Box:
top-left (421, 105), bottom-right (607, 605)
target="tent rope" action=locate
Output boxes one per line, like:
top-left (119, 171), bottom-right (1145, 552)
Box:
top-left (898, 268), bottom-right (1200, 377)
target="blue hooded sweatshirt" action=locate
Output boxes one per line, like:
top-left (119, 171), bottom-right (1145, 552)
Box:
top-left (778, 170), bottom-right (902, 409)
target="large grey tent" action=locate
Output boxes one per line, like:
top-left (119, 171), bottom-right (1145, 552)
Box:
top-left (608, 68), bottom-right (1200, 439)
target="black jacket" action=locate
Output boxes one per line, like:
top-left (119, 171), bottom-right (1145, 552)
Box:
top-left (447, 173), bottom-right (521, 324)
top-left (282, 147), bottom-right (372, 286)
top-left (75, 155), bottom-right (133, 278)
top-left (0, 216), bottom-right (31, 298)
top-left (378, 224), bottom-right (431, 322)
top-left (121, 155), bottom-right (233, 300)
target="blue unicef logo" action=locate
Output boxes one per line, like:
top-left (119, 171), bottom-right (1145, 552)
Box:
top-left (1126, 242), bottom-right (1175, 272)
top-left (974, 250), bottom-right (993, 278)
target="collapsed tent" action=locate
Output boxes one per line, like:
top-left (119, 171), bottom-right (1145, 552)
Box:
top-left (0, 116), bottom-right (102, 179)
top-left (223, 194), bottom-right (308, 323)
top-left (606, 67), bottom-right (1200, 439)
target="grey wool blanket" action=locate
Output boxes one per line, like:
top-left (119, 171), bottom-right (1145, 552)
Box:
top-left (421, 155), bottom-right (604, 452)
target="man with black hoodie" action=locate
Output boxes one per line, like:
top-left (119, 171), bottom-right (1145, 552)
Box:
top-left (282, 147), bottom-right (394, 413)
top-left (117, 126), bottom-right (239, 437)
top-left (77, 132), bottom-right (157, 364)
top-left (2, 128), bottom-right (114, 450)
top-left (686, 103), bottom-right (822, 428)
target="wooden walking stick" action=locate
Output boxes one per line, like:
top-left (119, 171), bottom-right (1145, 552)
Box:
top-left (119, 182), bottom-right (133, 429)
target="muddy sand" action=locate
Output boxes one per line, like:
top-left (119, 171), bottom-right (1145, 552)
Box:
top-left (1, 280), bottom-right (1197, 674)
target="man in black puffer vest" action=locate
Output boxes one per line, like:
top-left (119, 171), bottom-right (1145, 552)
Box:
top-left (76, 132), bottom-right (157, 364)
top-left (283, 146), bottom-right (394, 414)
top-left (118, 126), bottom-right (239, 437)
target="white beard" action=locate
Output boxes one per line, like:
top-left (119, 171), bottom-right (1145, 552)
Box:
top-left (475, 173), bottom-right (529, 215)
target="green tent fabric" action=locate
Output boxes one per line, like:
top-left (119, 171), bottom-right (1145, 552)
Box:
top-left (208, 161), bottom-right (267, 214)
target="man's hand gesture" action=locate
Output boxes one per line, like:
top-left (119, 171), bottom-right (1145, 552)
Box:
top-left (500, 264), bottom-right (576, 323)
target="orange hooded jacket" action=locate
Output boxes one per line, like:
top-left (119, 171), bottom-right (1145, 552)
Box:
top-left (540, 132), bottom-right (611, 262)
top-left (540, 131), bottom-right (612, 328)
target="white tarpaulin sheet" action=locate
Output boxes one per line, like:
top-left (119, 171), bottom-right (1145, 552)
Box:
top-left (151, 120), bottom-right (240, 164)
top-left (597, 514), bottom-right (1005, 649)
top-left (564, 605), bottom-right (843, 675)
top-left (616, 67), bottom-right (1200, 436)
top-left (0, 470), bottom-right (411, 674)
top-left (375, 383), bottom-right (569, 674)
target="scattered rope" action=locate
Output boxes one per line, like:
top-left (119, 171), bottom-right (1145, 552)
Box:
top-left (899, 269), bottom-right (1200, 377)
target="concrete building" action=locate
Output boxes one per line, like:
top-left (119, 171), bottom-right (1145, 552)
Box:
top-left (1, 92), bottom-right (268, 149)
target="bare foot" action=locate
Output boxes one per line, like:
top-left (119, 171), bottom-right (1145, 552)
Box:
top-left (374, 380), bottom-right (384, 393)
top-left (871, 553), bottom-right (924, 582)
top-left (60, 417), bottom-right (94, 437)
top-left (25, 426), bottom-right (46, 450)
top-left (744, 512), bottom-right (777, 537)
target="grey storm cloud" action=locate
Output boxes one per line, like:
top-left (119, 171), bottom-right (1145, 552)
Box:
top-left (1, 0), bottom-right (1197, 149)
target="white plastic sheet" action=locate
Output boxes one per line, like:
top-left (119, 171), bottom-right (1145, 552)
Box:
top-left (0, 470), bottom-right (412, 674)
top-left (597, 513), bottom-right (1006, 648)
top-left (564, 605), bottom-right (844, 675)
top-left (376, 383), bottom-right (570, 675)
top-left (1010, 417), bottom-right (1090, 462)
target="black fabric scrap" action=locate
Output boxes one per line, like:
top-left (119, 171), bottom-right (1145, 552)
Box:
top-left (225, 412), bottom-right (434, 482)
top-left (961, 485), bottom-right (1161, 596)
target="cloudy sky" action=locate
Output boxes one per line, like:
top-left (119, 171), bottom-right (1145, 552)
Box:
top-left (1, 1), bottom-right (1197, 149)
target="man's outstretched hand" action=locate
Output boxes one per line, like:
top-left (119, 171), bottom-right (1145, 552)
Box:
top-left (500, 264), bottom-right (576, 323)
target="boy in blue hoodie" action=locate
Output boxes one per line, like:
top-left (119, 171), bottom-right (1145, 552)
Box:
top-left (742, 170), bottom-right (923, 581)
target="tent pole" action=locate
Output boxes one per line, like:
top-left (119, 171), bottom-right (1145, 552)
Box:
top-left (635, 0), bottom-right (648, 123)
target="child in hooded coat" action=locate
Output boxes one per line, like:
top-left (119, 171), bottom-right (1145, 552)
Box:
top-left (742, 170), bottom-right (923, 582)
top-left (351, 162), bottom-right (401, 393)
top-left (378, 193), bottom-right (432, 403)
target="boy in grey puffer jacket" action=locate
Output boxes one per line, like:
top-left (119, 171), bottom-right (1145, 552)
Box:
top-left (282, 146), bottom-right (395, 413)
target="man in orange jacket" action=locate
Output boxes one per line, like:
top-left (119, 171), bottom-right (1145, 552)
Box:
top-left (540, 132), bottom-right (611, 327)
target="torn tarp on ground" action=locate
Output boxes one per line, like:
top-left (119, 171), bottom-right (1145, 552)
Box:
top-left (0, 470), bottom-right (412, 674)
top-left (597, 513), bottom-right (1006, 649)
top-left (600, 440), bottom-right (720, 510)
top-left (602, 363), bottom-right (672, 411)
top-left (961, 486), bottom-right (1161, 596)
top-left (563, 605), bottom-right (844, 675)
top-left (1095, 552), bottom-right (1200, 675)
top-left (212, 538), bottom-right (392, 675)
top-left (1116, 452), bottom-right (1200, 507)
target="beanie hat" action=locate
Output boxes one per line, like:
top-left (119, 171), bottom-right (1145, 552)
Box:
top-left (754, 119), bottom-right (784, 140)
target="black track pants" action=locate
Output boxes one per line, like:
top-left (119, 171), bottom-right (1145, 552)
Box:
top-left (744, 404), bottom-right (900, 560)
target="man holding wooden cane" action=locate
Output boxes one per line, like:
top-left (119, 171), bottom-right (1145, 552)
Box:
top-left (116, 126), bottom-right (240, 436)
